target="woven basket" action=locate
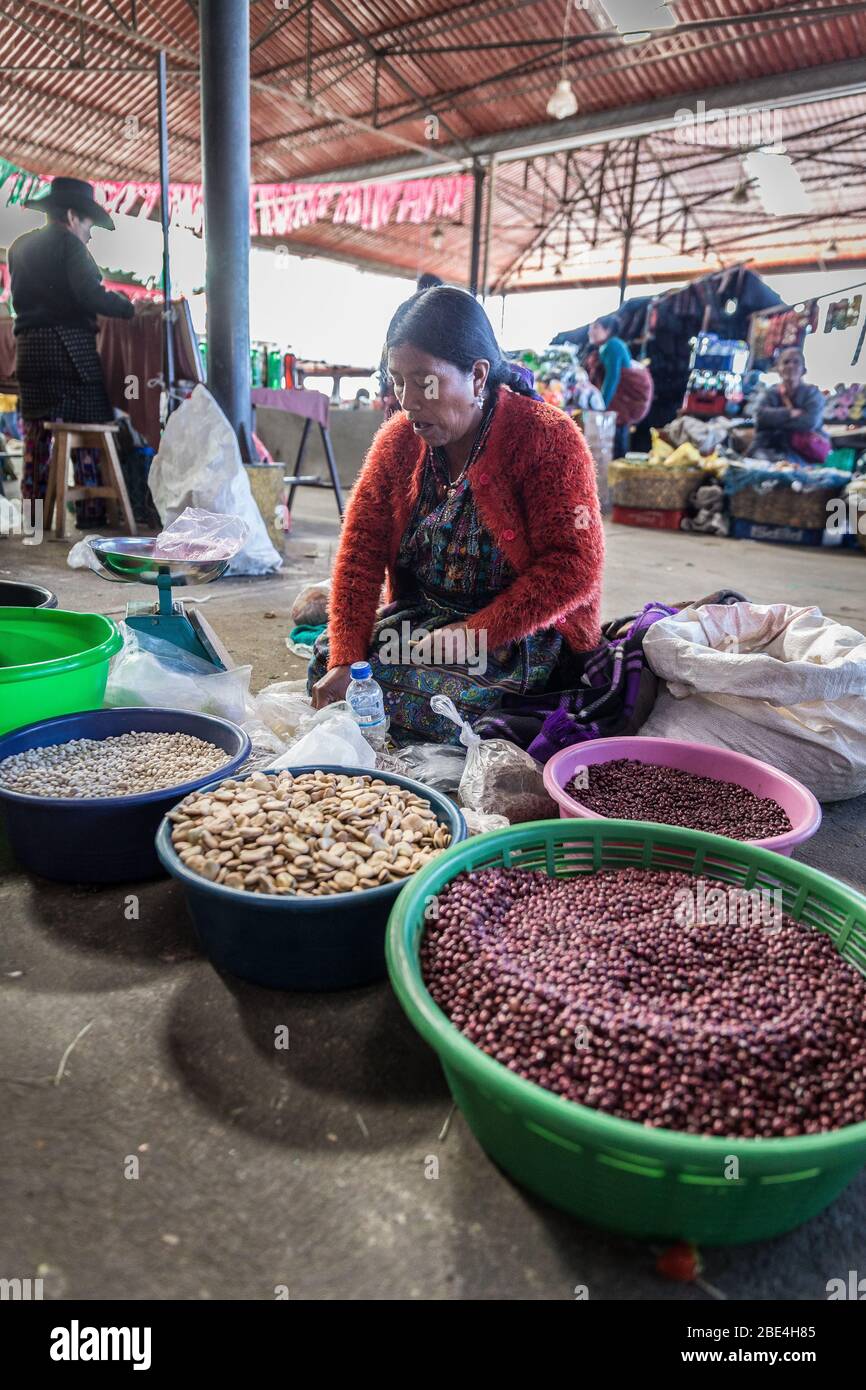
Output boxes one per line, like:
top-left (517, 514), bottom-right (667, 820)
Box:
top-left (730, 483), bottom-right (842, 530)
top-left (609, 461), bottom-right (703, 509)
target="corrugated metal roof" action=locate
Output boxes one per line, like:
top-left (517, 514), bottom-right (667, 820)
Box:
top-left (1, 1), bottom-right (865, 285)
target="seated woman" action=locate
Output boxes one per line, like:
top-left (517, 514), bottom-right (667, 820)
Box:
top-left (308, 287), bottom-right (605, 744)
top-left (747, 347), bottom-right (830, 465)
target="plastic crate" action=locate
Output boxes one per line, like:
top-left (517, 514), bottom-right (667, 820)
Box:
top-left (731, 518), bottom-right (824, 546)
top-left (612, 505), bottom-right (685, 531)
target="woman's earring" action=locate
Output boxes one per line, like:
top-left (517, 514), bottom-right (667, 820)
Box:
top-left (477, 394), bottom-right (484, 409)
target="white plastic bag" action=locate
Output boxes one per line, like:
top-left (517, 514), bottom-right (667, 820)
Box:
top-left (105, 622), bottom-right (252, 724)
top-left (67, 534), bottom-right (104, 571)
top-left (153, 506), bottom-right (249, 562)
top-left (148, 385), bottom-right (281, 576)
top-left (267, 703), bottom-right (376, 771)
top-left (430, 695), bottom-right (556, 820)
top-left (640, 603), bottom-right (866, 801)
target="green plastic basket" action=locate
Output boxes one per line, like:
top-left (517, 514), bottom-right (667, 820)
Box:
top-left (386, 819), bottom-right (866, 1246)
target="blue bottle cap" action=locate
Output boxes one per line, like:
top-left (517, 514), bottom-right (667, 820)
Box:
top-left (350, 661), bottom-right (372, 680)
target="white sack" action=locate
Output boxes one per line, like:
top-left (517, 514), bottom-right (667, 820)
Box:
top-left (148, 385), bottom-right (281, 576)
top-left (640, 603), bottom-right (866, 801)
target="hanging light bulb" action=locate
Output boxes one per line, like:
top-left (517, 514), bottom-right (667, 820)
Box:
top-left (430, 224), bottom-right (444, 251)
top-left (547, 78), bottom-right (579, 120)
top-left (546, 0), bottom-right (578, 121)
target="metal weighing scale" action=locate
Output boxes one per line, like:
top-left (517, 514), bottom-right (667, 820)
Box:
top-left (91, 537), bottom-right (234, 670)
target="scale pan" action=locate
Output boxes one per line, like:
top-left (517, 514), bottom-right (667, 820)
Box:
top-left (90, 538), bottom-right (230, 587)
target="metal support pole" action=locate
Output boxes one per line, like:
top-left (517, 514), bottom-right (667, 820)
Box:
top-left (156, 50), bottom-right (176, 418)
top-left (200, 0), bottom-right (253, 460)
top-left (469, 162), bottom-right (485, 296)
top-left (618, 138), bottom-right (640, 306)
top-left (481, 155), bottom-right (497, 299)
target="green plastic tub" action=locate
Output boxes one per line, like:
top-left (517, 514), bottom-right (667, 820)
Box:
top-left (386, 819), bottom-right (866, 1245)
top-left (0, 607), bottom-right (122, 735)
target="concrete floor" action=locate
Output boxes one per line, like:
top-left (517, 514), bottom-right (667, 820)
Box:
top-left (2, 499), bottom-right (866, 1301)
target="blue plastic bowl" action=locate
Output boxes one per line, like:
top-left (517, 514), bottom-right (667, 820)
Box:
top-left (0, 707), bottom-right (251, 883)
top-left (0, 581), bottom-right (57, 609)
top-left (155, 765), bottom-right (466, 991)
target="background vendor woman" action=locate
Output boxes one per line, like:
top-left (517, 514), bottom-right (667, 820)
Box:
top-left (309, 286), bottom-right (605, 744)
top-left (9, 176), bottom-right (134, 524)
top-left (588, 314), bottom-right (633, 459)
top-left (746, 346), bottom-right (830, 465)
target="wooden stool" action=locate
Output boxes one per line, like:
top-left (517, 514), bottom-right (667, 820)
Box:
top-left (44, 421), bottom-right (137, 541)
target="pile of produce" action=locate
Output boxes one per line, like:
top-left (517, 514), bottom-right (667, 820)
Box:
top-left (565, 759), bottom-right (792, 840)
top-left (169, 769), bottom-right (451, 895)
top-left (0, 731), bottom-right (228, 798)
top-left (421, 866), bottom-right (866, 1138)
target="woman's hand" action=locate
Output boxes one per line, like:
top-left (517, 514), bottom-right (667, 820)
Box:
top-left (409, 622), bottom-right (471, 667)
top-left (311, 664), bottom-right (352, 709)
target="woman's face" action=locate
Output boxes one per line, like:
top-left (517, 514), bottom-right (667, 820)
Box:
top-left (778, 350), bottom-right (805, 391)
top-left (588, 321), bottom-right (608, 346)
top-left (387, 342), bottom-right (489, 447)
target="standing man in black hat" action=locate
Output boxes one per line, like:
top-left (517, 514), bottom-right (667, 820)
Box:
top-left (9, 176), bottom-right (135, 524)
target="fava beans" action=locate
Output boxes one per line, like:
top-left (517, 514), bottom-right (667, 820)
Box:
top-left (169, 770), bottom-right (451, 895)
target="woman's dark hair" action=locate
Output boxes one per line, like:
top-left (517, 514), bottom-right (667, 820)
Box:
top-left (593, 314), bottom-right (620, 338)
top-left (416, 272), bottom-right (444, 292)
top-left (385, 286), bottom-right (536, 398)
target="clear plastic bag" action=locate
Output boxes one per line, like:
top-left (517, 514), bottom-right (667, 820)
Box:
top-left (267, 703), bottom-right (376, 771)
top-left (253, 678), bottom-right (313, 740)
top-left (461, 808), bottom-right (510, 836)
top-left (430, 695), bottom-right (557, 821)
top-left (395, 740), bottom-right (468, 796)
top-left (290, 578), bottom-right (331, 627)
top-left (153, 506), bottom-right (250, 561)
top-left (104, 622), bottom-right (252, 724)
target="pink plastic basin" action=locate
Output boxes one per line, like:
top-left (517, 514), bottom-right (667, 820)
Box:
top-left (542, 736), bottom-right (821, 857)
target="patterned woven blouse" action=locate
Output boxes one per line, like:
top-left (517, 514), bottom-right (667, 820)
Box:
top-left (396, 406), bottom-right (515, 601)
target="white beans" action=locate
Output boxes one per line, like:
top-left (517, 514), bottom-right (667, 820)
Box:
top-left (0, 731), bottom-right (230, 798)
top-left (169, 769), bottom-right (452, 896)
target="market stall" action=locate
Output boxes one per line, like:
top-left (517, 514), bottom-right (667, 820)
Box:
top-left (3, 495), bottom-right (866, 1257)
top-left (544, 271), bottom-right (866, 552)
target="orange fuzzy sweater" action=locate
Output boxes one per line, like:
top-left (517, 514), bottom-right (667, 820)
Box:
top-left (326, 388), bottom-right (605, 668)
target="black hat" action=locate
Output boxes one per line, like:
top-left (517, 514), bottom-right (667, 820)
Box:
top-left (23, 176), bottom-right (115, 230)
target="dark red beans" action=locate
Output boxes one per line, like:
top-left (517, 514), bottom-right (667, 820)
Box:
top-left (565, 759), bottom-right (792, 840)
top-left (421, 867), bottom-right (866, 1139)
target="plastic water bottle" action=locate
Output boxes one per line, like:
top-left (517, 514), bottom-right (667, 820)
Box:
top-left (346, 661), bottom-right (388, 750)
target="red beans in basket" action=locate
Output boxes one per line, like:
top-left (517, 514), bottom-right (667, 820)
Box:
top-left (565, 759), bottom-right (792, 840)
top-left (421, 867), bottom-right (866, 1139)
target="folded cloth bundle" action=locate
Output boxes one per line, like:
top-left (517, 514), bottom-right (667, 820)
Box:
top-left (290, 623), bottom-right (326, 647)
top-left (474, 602), bottom-right (678, 757)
